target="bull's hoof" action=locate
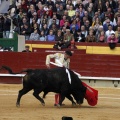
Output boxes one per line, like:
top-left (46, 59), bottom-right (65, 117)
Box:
top-left (16, 103), bottom-right (20, 107)
top-left (72, 102), bottom-right (76, 106)
top-left (41, 102), bottom-right (45, 106)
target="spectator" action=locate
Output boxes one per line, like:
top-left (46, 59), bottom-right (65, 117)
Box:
top-left (80, 25), bottom-right (88, 39)
top-left (3, 13), bottom-right (11, 38)
top-left (83, 11), bottom-right (92, 25)
top-left (27, 4), bottom-right (36, 19)
top-left (96, 25), bottom-right (104, 39)
top-left (0, 14), bottom-right (4, 38)
top-left (46, 29), bottom-right (55, 41)
top-left (60, 29), bottom-right (75, 49)
top-left (87, 6), bottom-right (94, 18)
top-left (46, 0), bottom-right (55, 9)
top-left (49, 23), bottom-right (58, 35)
top-left (37, 4), bottom-right (45, 19)
top-left (39, 30), bottom-right (46, 41)
top-left (107, 33), bottom-right (118, 49)
top-left (84, 20), bottom-right (91, 32)
top-left (53, 30), bottom-right (64, 50)
top-left (85, 30), bottom-right (96, 42)
top-left (70, 25), bottom-right (78, 39)
top-left (107, 33), bottom-right (118, 43)
top-left (68, 40), bottom-right (77, 49)
top-left (115, 26), bottom-right (120, 43)
top-left (41, 23), bottom-right (49, 35)
top-left (98, 30), bottom-right (106, 43)
top-left (29, 29), bottom-right (39, 41)
top-left (75, 29), bottom-right (84, 42)
top-left (57, 4), bottom-right (64, 17)
top-left (22, 45), bottom-right (31, 52)
top-left (21, 23), bottom-right (31, 40)
top-left (92, 17), bottom-right (102, 32)
top-left (70, 19), bottom-right (79, 31)
top-left (30, 12), bottom-right (40, 25)
top-left (20, 17), bottom-right (29, 30)
top-left (48, 14), bottom-right (59, 28)
top-left (62, 19), bottom-right (70, 29)
top-left (75, 0), bottom-right (83, 9)
top-left (68, 5), bottom-right (75, 17)
top-left (60, 15), bottom-right (67, 28)
top-left (103, 18), bottom-right (113, 31)
top-left (105, 24), bottom-right (115, 39)
top-left (31, 22), bottom-right (40, 33)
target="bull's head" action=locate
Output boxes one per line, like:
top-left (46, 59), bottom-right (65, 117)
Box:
top-left (72, 90), bottom-right (86, 105)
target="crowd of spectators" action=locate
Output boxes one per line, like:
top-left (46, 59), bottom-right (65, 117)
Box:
top-left (0, 0), bottom-right (120, 49)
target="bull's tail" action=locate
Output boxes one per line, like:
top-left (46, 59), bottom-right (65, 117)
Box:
top-left (0, 66), bottom-right (33, 74)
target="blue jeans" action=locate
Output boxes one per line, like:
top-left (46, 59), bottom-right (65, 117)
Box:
top-left (3, 31), bottom-right (10, 38)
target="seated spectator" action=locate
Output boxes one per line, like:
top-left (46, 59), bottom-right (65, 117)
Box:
top-left (80, 25), bottom-right (88, 39)
top-left (62, 20), bottom-right (70, 29)
top-left (115, 26), bottom-right (120, 43)
top-left (95, 25), bottom-right (104, 39)
top-left (107, 33), bottom-right (118, 49)
top-left (50, 23), bottom-right (58, 35)
top-left (107, 33), bottom-right (118, 43)
top-left (29, 29), bottom-right (40, 41)
top-left (53, 30), bottom-right (64, 50)
top-left (85, 30), bottom-right (96, 42)
top-left (98, 31), bottom-right (106, 43)
top-left (70, 19), bottom-right (79, 31)
top-left (39, 30), bottom-right (46, 41)
top-left (70, 25), bottom-right (78, 39)
top-left (84, 20), bottom-right (91, 32)
top-left (22, 45), bottom-right (31, 52)
top-left (60, 29), bottom-right (75, 49)
top-left (31, 22), bottom-right (40, 33)
top-left (46, 29), bottom-right (55, 41)
top-left (60, 15), bottom-right (67, 28)
top-left (30, 12), bottom-right (40, 25)
top-left (68, 5), bottom-right (75, 17)
top-left (57, 4), bottom-right (64, 17)
top-left (92, 17), bottom-right (102, 32)
top-left (21, 23), bottom-right (31, 40)
top-left (105, 25), bottom-right (115, 39)
top-left (41, 23), bottom-right (49, 36)
top-left (103, 18), bottom-right (113, 32)
top-left (68, 41), bottom-right (77, 49)
top-left (74, 29), bottom-right (85, 42)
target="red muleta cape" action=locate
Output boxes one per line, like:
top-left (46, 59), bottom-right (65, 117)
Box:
top-left (82, 82), bottom-right (98, 106)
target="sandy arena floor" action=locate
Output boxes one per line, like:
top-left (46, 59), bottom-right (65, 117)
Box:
top-left (0, 84), bottom-right (120, 120)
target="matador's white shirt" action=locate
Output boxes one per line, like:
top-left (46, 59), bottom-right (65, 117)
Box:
top-left (46, 53), bottom-right (70, 68)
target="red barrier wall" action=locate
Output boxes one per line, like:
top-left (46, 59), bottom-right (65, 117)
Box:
top-left (0, 49), bottom-right (120, 78)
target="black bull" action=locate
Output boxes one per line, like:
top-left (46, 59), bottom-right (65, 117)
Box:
top-left (0, 66), bottom-right (87, 107)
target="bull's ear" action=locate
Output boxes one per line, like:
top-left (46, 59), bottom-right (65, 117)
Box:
top-left (62, 116), bottom-right (73, 120)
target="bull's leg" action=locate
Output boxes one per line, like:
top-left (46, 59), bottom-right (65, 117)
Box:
top-left (33, 89), bottom-right (45, 106)
top-left (42, 91), bottom-right (48, 99)
top-left (58, 93), bottom-right (65, 107)
top-left (16, 88), bottom-right (32, 107)
top-left (65, 94), bottom-right (76, 106)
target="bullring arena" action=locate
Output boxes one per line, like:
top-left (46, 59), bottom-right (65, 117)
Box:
top-left (0, 44), bottom-right (120, 120)
top-left (0, 84), bottom-right (120, 120)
